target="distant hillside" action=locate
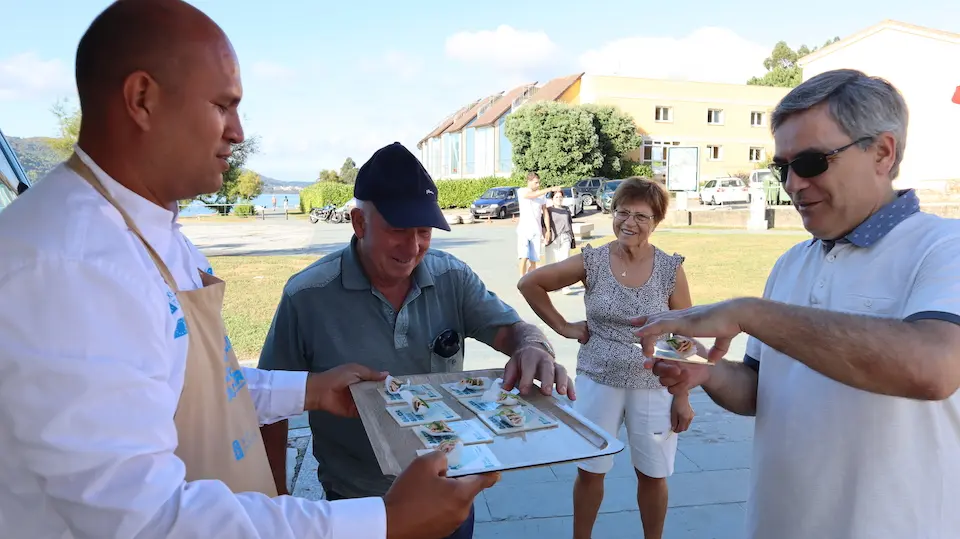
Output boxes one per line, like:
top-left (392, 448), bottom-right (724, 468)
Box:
top-left (7, 136), bottom-right (61, 181)
top-left (261, 176), bottom-right (310, 194)
top-left (7, 135), bottom-right (310, 192)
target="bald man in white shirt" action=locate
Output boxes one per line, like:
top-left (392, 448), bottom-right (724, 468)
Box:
top-left (0, 1), bottom-right (496, 539)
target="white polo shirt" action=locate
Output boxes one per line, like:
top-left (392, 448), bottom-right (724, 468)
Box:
top-left (744, 191), bottom-right (960, 539)
top-left (0, 148), bottom-right (385, 539)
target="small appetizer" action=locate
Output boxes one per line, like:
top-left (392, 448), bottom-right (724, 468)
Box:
top-left (456, 376), bottom-right (488, 391)
top-left (665, 335), bottom-right (695, 355)
top-left (401, 390), bottom-right (431, 415)
top-left (425, 421), bottom-right (454, 435)
top-left (385, 375), bottom-right (410, 395)
top-left (494, 391), bottom-right (519, 407)
top-left (495, 407), bottom-right (525, 427)
top-left (436, 440), bottom-right (463, 466)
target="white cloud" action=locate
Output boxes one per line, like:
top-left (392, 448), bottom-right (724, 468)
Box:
top-left (445, 25), bottom-right (558, 71)
top-left (0, 52), bottom-right (73, 101)
top-left (578, 27), bottom-right (769, 85)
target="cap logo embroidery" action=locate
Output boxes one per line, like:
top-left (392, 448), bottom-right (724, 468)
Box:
top-left (426, 189), bottom-right (435, 195)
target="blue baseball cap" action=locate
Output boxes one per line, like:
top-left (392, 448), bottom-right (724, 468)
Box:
top-left (354, 142), bottom-right (450, 231)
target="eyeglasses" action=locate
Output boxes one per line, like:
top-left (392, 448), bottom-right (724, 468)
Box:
top-left (613, 209), bottom-right (654, 225)
top-left (431, 329), bottom-right (461, 359)
top-left (769, 136), bottom-right (873, 183)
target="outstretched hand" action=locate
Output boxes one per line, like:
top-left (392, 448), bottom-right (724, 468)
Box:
top-left (631, 299), bottom-right (748, 363)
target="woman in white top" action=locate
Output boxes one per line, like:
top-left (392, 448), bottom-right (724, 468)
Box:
top-left (517, 177), bottom-right (695, 539)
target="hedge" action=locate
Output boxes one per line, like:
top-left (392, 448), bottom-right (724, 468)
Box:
top-left (299, 182), bottom-right (354, 213)
top-left (299, 176), bottom-right (529, 212)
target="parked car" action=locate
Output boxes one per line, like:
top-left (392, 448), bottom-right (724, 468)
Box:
top-left (556, 187), bottom-right (584, 216)
top-left (470, 186), bottom-right (520, 219)
top-left (571, 177), bottom-right (606, 208)
top-left (597, 179), bottom-right (623, 213)
top-left (699, 177), bottom-right (750, 205)
top-left (0, 127), bottom-right (31, 213)
top-left (749, 168), bottom-right (790, 205)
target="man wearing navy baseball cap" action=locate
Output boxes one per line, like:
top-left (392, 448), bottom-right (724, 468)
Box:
top-left (353, 141), bottom-right (451, 231)
top-left (258, 142), bottom-right (574, 539)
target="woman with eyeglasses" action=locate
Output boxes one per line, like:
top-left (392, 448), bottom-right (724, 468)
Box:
top-left (517, 176), bottom-right (694, 539)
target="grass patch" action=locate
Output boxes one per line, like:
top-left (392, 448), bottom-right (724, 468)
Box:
top-left (212, 231), bottom-right (810, 361)
top-left (212, 255), bottom-right (317, 362)
top-left (575, 231), bottom-right (810, 304)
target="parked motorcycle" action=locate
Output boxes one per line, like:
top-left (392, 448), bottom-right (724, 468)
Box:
top-left (328, 207), bottom-right (352, 224)
top-left (308, 204), bottom-right (336, 224)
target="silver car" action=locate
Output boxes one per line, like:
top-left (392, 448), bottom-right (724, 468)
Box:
top-left (557, 187), bottom-right (584, 216)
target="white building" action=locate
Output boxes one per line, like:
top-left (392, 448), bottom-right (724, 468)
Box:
top-left (799, 20), bottom-right (960, 191)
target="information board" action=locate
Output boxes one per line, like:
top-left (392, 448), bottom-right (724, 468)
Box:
top-left (666, 146), bottom-right (700, 192)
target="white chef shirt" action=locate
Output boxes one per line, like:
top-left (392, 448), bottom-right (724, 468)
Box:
top-left (744, 205), bottom-right (960, 539)
top-left (0, 147), bottom-right (386, 539)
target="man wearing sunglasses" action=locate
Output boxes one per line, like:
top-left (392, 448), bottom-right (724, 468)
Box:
top-left (633, 68), bottom-right (960, 539)
top-left (258, 142), bottom-right (573, 539)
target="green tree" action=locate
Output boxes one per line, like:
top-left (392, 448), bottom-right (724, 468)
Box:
top-left (339, 157), bottom-right (358, 185)
top-left (197, 136), bottom-right (261, 214)
top-left (233, 169), bottom-right (264, 201)
top-left (505, 101), bottom-right (603, 185)
top-left (580, 104), bottom-right (642, 178)
top-left (50, 99), bottom-right (81, 160)
top-left (318, 169), bottom-right (340, 183)
top-left (747, 37), bottom-right (841, 88)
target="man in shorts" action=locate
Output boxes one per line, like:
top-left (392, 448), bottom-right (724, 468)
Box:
top-left (516, 172), bottom-right (558, 276)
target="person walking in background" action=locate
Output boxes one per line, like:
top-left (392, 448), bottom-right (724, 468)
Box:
top-left (516, 171), bottom-right (558, 277)
top-left (542, 190), bottom-right (576, 294)
top-left (518, 177), bottom-right (695, 539)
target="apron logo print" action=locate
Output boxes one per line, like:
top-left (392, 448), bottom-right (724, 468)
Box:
top-left (173, 317), bottom-right (188, 339)
top-left (167, 291), bottom-right (179, 315)
top-left (231, 430), bottom-right (256, 461)
top-left (225, 365), bottom-right (246, 401)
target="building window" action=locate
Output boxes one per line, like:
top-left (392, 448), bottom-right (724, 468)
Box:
top-left (641, 140), bottom-right (680, 164)
top-left (751, 111), bottom-right (764, 127)
top-left (655, 106), bottom-right (672, 122)
top-left (450, 136), bottom-right (460, 175)
top-left (749, 147), bottom-right (764, 162)
top-left (707, 145), bottom-right (723, 161)
top-left (707, 109), bottom-right (724, 125)
top-left (465, 128), bottom-right (476, 174)
top-left (497, 115), bottom-right (513, 173)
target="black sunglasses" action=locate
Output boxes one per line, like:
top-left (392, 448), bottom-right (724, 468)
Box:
top-left (431, 329), bottom-right (461, 359)
top-left (769, 136), bottom-right (873, 183)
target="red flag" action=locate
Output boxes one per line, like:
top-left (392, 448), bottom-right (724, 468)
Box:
top-left (953, 86), bottom-right (960, 105)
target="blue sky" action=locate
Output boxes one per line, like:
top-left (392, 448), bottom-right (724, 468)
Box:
top-left (1, 0), bottom-right (955, 182)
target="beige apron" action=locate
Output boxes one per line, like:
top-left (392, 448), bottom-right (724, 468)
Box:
top-left (67, 154), bottom-right (278, 497)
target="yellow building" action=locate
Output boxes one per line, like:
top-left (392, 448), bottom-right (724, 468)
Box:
top-left (418, 73), bottom-right (790, 186)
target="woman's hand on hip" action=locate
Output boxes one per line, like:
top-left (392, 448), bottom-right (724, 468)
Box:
top-left (559, 320), bottom-right (589, 343)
